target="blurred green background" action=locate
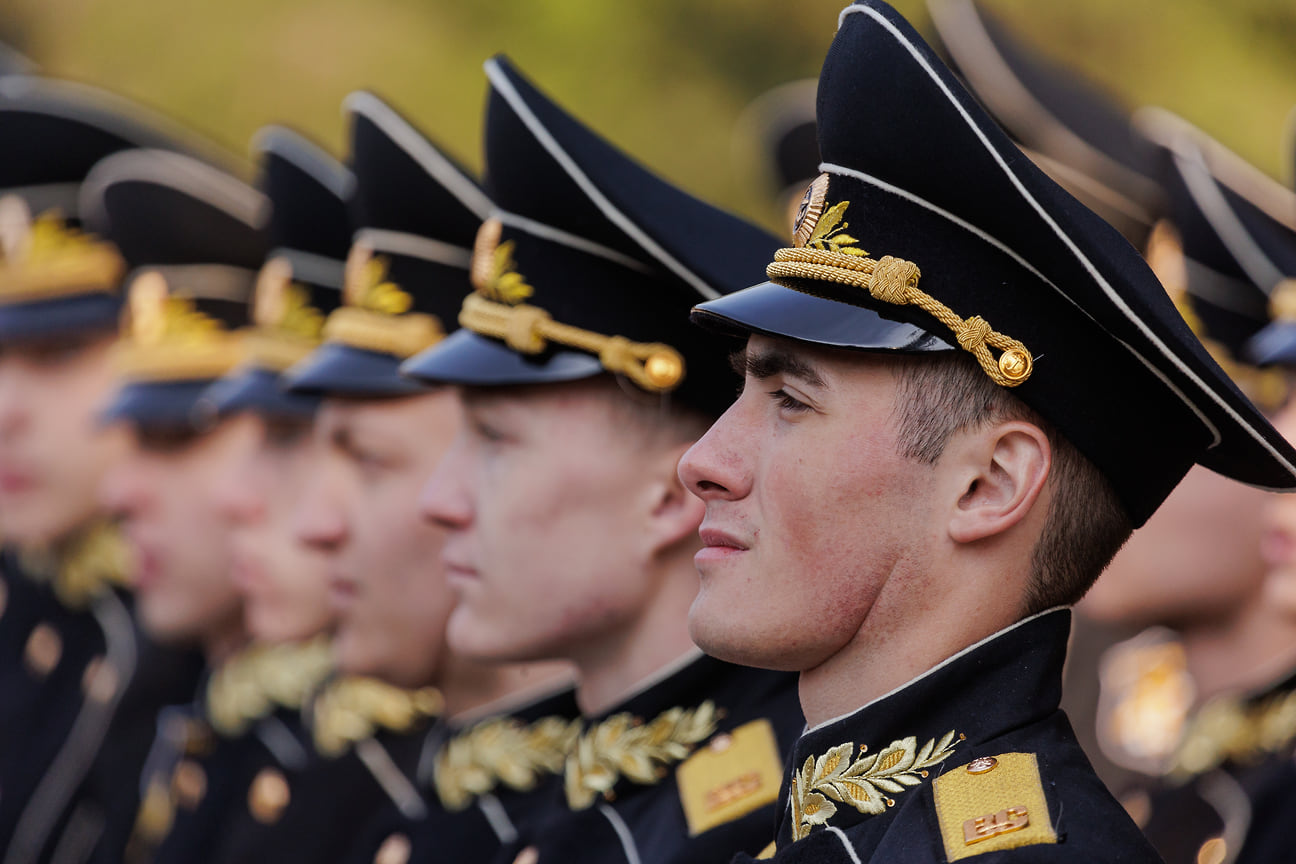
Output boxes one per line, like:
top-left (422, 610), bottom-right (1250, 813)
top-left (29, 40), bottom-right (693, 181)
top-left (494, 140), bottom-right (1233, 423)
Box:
top-left (0, 0), bottom-right (1292, 232)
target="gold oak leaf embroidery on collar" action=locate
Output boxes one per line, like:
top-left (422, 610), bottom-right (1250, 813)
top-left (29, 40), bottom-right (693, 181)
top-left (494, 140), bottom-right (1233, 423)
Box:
top-left (1170, 688), bottom-right (1296, 780)
top-left (790, 730), bottom-right (962, 841)
top-left (565, 701), bottom-right (719, 809)
top-left (312, 677), bottom-right (444, 757)
top-left (435, 715), bottom-right (581, 810)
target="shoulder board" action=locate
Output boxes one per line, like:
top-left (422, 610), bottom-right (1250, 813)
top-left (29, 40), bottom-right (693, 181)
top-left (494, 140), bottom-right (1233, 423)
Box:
top-left (677, 719), bottom-right (782, 837)
top-left (932, 753), bottom-right (1056, 860)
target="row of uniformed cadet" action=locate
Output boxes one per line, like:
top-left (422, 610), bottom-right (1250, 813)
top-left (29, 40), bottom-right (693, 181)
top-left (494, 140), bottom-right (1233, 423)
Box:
top-left (4, 1), bottom-right (1296, 862)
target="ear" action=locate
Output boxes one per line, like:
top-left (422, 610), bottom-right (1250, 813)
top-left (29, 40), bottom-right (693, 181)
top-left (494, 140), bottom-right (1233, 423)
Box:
top-left (641, 438), bottom-right (707, 556)
top-left (947, 421), bottom-right (1051, 544)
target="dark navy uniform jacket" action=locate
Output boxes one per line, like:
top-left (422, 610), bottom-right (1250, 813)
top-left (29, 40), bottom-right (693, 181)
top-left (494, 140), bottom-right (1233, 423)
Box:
top-left (343, 686), bottom-right (581, 864)
top-left (495, 655), bottom-right (802, 864)
top-left (136, 667), bottom-right (400, 864)
top-left (738, 610), bottom-right (1161, 863)
top-left (1138, 669), bottom-right (1296, 864)
top-left (0, 547), bottom-right (201, 864)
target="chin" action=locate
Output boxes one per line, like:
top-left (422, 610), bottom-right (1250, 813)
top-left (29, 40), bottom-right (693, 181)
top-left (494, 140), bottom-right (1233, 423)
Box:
top-left (687, 604), bottom-right (801, 673)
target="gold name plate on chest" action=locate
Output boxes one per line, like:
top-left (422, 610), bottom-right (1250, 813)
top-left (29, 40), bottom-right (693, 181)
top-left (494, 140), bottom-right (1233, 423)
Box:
top-left (963, 805), bottom-right (1029, 844)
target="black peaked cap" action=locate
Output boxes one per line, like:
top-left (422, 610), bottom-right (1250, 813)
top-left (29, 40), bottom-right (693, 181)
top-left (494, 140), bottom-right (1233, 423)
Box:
top-left (0, 77), bottom-right (216, 339)
top-left (1243, 116), bottom-right (1296, 368)
top-left (1137, 111), bottom-right (1296, 367)
top-left (284, 91), bottom-right (488, 398)
top-left (205, 128), bottom-right (353, 420)
top-left (691, 0), bottom-right (1296, 526)
top-left (927, 0), bottom-right (1162, 245)
top-left (83, 149), bottom-right (269, 428)
top-left (401, 56), bottom-right (783, 418)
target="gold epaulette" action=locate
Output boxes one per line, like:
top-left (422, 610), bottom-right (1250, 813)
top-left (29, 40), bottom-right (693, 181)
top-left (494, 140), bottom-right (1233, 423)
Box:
top-left (311, 676), bottom-right (443, 758)
top-left (20, 522), bottom-right (133, 610)
top-left (1170, 687), bottom-right (1296, 780)
top-left (434, 713), bottom-right (580, 810)
top-left (932, 753), bottom-right (1056, 860)
top-left (206, 637), bottom-right (334, 737)
top-left (564, 701), bottom-right (719, 810)
top-left (789, 730), bottom-right (962, 842)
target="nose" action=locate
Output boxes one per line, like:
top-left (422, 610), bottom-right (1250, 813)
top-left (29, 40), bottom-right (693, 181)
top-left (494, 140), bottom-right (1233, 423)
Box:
top-left (677, 404), bottom-right (751, 503)
top-left (293, 470), bottom-right (347, 552)
top-left (419, 433), bottom-right (472, 531)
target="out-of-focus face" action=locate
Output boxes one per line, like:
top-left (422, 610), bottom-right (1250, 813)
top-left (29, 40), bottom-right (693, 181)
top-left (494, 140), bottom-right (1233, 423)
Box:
top-left (420, 380), bottom-right (681, 664)
top-left (0, 332), bottom-right (129, 547)
top-left (100, 416), bottom-right (253, 648)
top-left (1081, 464), bottom-right (1270, 629)
top-left (294, 392), bottom-right (459, 689)
top-left (676, 335), bottom-right (938, 672)
top-left (215, 411), bottom-right (330, 644)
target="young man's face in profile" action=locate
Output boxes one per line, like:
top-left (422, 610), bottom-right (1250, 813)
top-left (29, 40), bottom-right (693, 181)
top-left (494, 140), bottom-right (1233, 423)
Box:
top-left (678, 335), bottom-right (939, 673)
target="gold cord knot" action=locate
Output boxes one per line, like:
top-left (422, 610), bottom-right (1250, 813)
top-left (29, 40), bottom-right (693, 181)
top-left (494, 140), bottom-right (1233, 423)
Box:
top-left (955, 316), bottom-right (992, 352)
top-left (766, 242), bottom-right (1032, 387)
top-left (504, 304), bottom-right (551, 354)
top-left (867, 256), bottom-right (920, 305)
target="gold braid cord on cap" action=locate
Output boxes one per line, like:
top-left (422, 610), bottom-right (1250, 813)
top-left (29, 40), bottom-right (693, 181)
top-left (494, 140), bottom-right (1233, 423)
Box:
top-left (322, 245), bottom-right (444, 359)
top-left (243, 258), bottom-right (327, 371)
top-left (460, 218), bottom-right (685, 393)
top-left (773, 184), bottom-right (1032, 387)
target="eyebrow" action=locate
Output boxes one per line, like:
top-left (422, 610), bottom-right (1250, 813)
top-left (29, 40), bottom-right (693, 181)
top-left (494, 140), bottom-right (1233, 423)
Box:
top-left (731, 346), bottom-right (826, 387)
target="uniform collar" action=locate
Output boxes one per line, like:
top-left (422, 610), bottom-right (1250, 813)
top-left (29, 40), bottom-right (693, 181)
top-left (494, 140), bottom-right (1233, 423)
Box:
top-left (781, 608), bottom-right (1071, 841)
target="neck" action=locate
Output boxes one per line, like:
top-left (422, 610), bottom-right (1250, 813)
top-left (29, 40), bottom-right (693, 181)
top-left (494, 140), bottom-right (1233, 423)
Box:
top-left (570, 554), bottom-right (702, 716)
top-left (798, 554), bottom-right (1027, 728)
top-left (1181, 592), bottom-right (1296, 701)
top-left (439, 656), bottom-right (573, 719)
top-left (203, 619), bottom-right (249, 669)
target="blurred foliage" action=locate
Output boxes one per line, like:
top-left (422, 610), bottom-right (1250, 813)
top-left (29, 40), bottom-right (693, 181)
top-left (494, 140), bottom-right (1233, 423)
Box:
top-left (0, 0), bottom-right (1291, 233)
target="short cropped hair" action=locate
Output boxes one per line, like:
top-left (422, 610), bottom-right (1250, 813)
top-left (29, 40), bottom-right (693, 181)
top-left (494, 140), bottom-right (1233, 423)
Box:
top-left (887, 352), bottom-right (1132, 614)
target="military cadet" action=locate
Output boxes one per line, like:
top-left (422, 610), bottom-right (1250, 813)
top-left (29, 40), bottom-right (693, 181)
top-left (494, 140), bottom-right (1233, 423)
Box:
top-left (85, 147), bottom-right (278, 861)
top-left (673, 2), bottom-right (1296, 860)
top-left (926, 0), bottom-right (1164, 249)
top-left (167, 126), bottom-right (419, 863)
top-left (1080, 116), bottom-right (1296, 864)
top-left (0, 78), bottom-right (207, 864)
top-left (408, 56), bottom-right (804, 864)
top-left (283, 91), bottom-right (577, 864)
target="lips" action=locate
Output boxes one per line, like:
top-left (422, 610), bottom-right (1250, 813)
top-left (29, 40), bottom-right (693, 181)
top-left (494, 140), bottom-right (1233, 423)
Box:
top-left (699, 527), bottom-right (749, 551)
top-left (328, 570), bottom-right (360, 611)
top-left (0, 469), bottom-right (34, 495)
top-left (131, 542), bottom-right (163, 591)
